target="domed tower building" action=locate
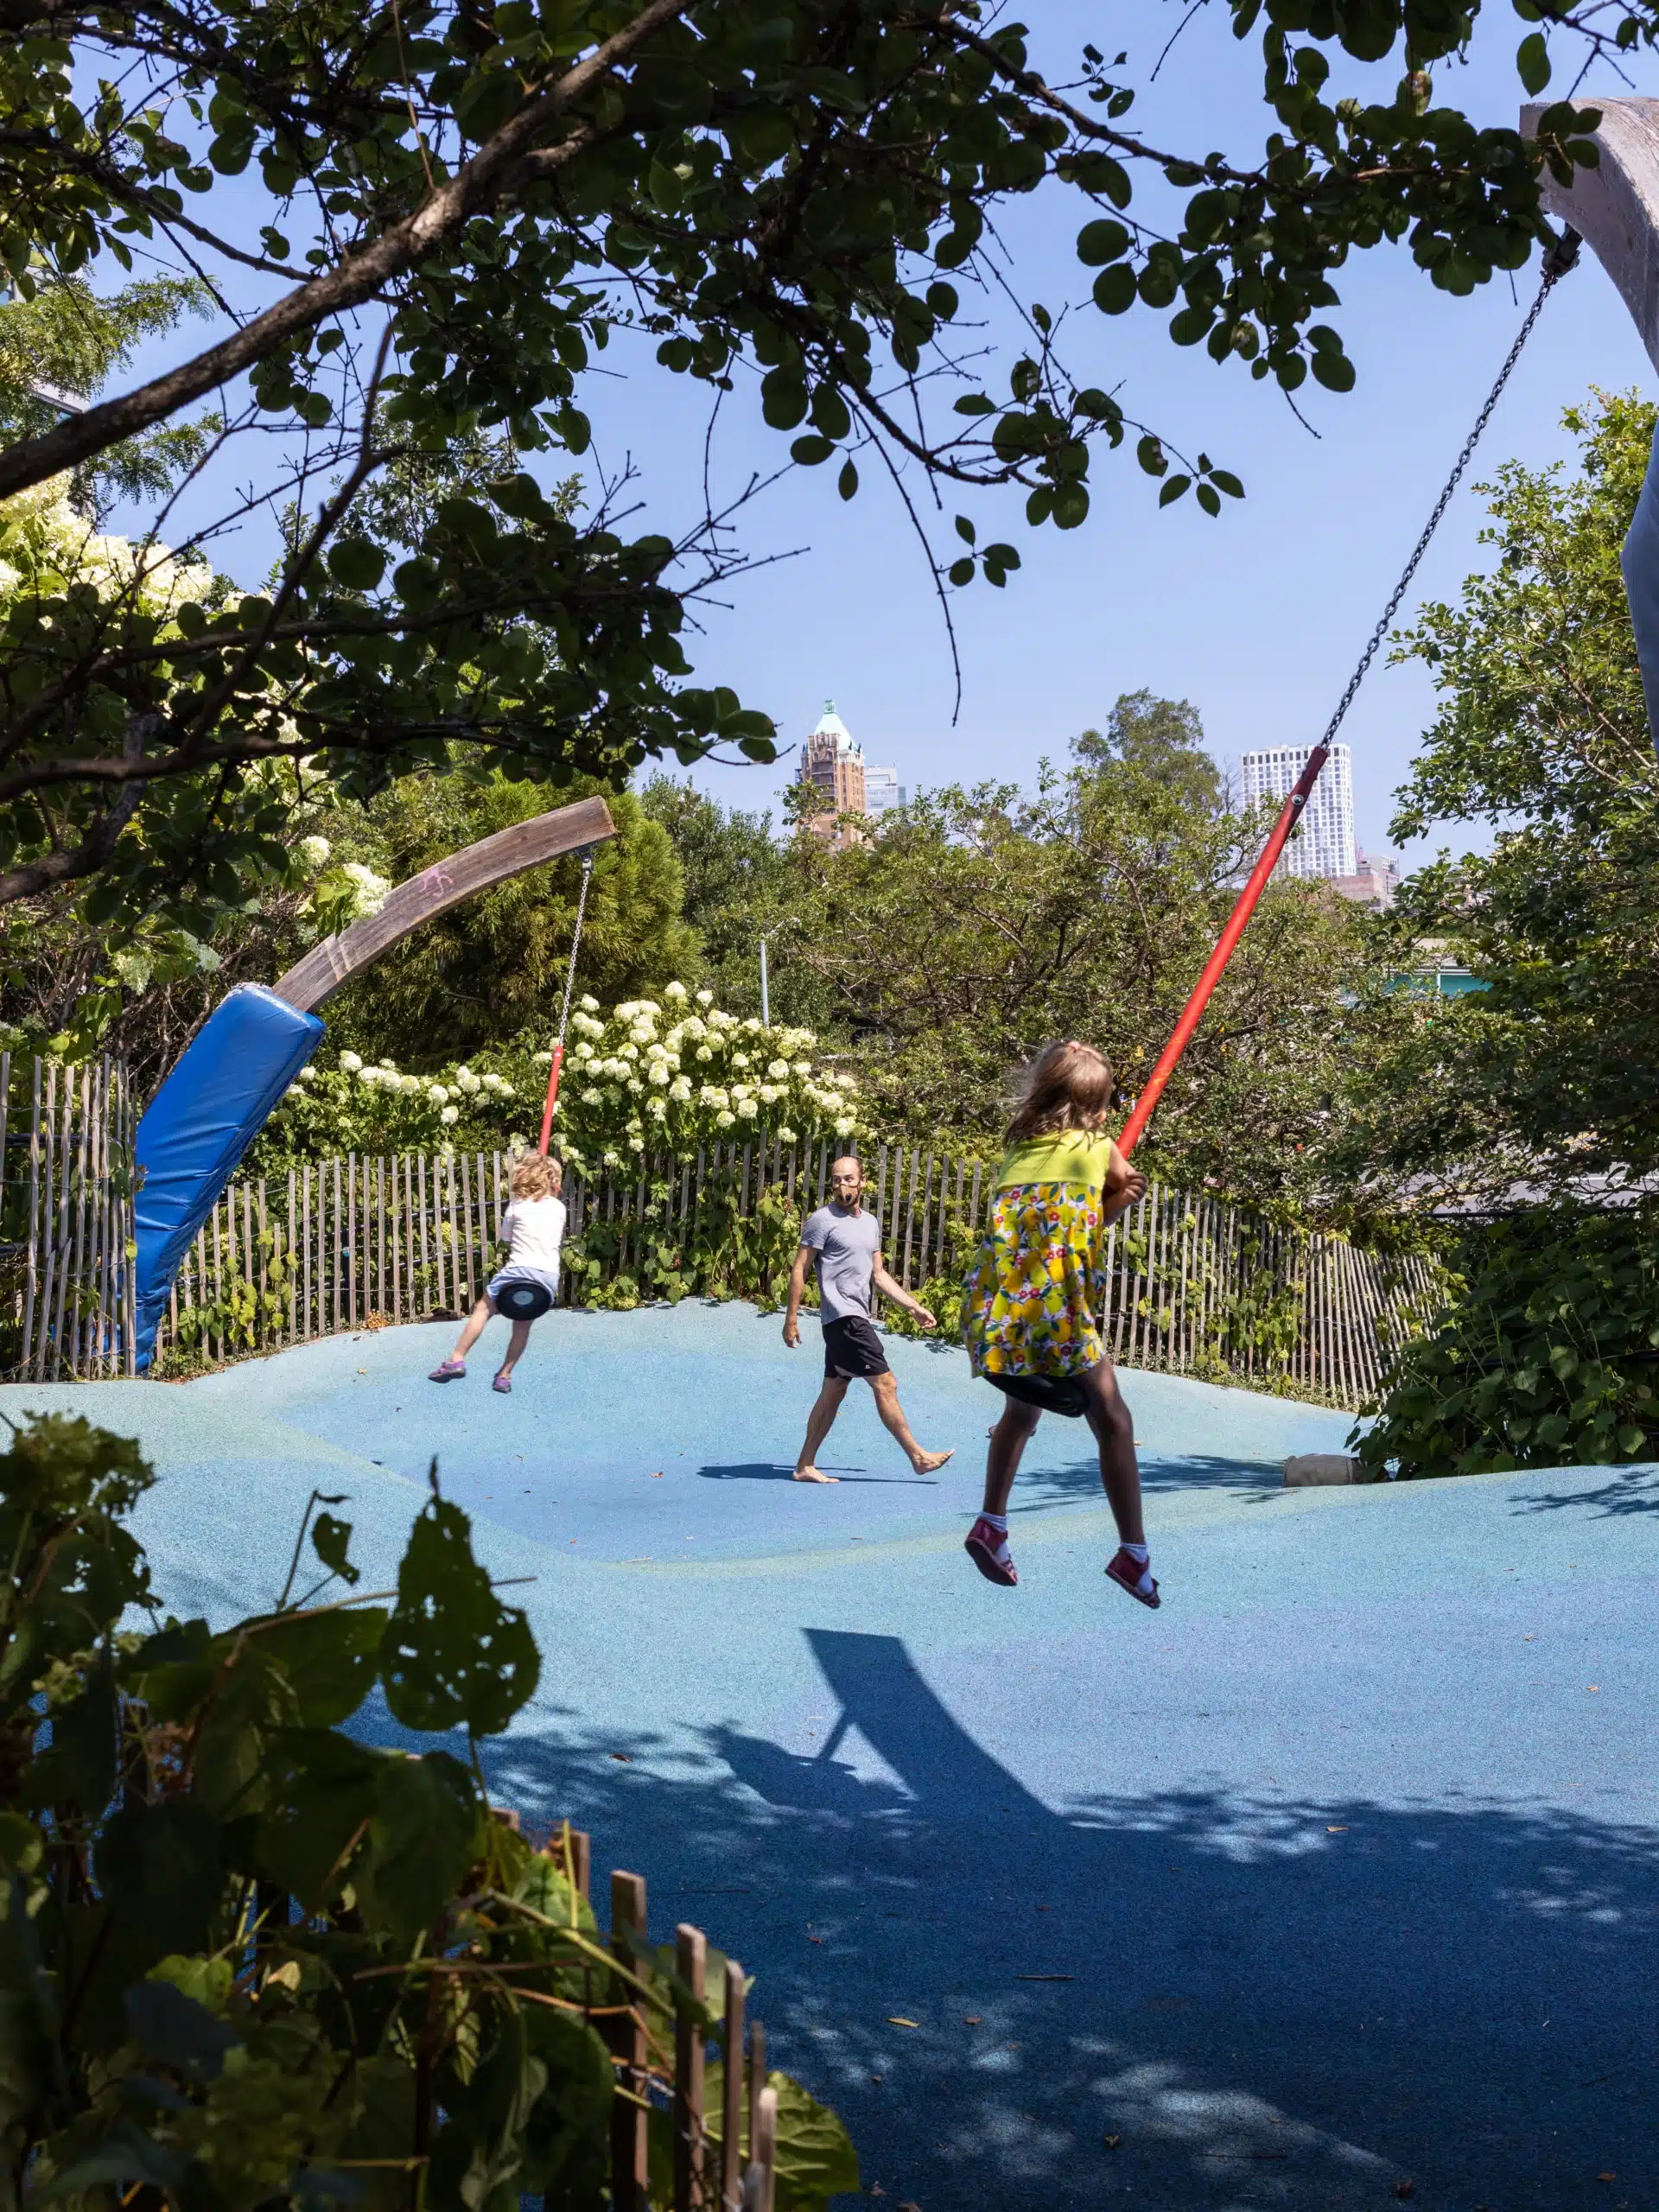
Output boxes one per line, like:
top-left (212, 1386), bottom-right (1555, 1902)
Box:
top-left (797, 702), bottom-right (868, 845)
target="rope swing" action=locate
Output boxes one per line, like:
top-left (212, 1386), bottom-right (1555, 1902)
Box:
top-left (537, 842), bottom-right (598, 1155)
top-left (1116, 228), bottom-right (1582, 1160)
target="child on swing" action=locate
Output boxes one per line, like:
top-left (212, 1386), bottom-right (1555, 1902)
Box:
top-left (429, 1151), bottom-right (566, 1395)
top-left (959, 1040), bottom-right (1158, 1604)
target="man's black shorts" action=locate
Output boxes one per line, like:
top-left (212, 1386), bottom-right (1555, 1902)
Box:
top-left (823, 1314), bottom-right (891, 1380)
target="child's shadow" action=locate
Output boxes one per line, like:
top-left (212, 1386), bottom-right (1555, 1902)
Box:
top-left (695, 1462), bottom-right (941, 1485)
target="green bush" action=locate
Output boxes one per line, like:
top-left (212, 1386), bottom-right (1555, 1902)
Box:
top-left (0, 1415), bottom-right (855, 2211)
top-left (1354, 1208), bottom-right (1659, 1478)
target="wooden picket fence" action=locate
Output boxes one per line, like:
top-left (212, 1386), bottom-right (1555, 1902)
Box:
top-left (534, 1821), bottom-right (779, 2212)
top-left (151, 1138), bottom-right (1443, 1408)
top-left (0, 1054), bottom-right (138, 1382)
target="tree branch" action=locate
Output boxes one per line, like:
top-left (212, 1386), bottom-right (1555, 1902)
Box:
top-left (0, 0), bottom-right (693, 503)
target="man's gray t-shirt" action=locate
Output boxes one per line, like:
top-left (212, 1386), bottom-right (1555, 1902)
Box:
top-left (802, 1204), bottom-right (880, 1325)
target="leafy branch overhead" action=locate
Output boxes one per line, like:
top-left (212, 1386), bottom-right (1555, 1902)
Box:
top-left (0, 0), bottom-right (1613, 922)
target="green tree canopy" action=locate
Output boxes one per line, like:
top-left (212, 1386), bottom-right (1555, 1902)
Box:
top-left (1074, 690), bottom-right (1223, 813)
top-left (0, 0), bottom-right (1607, 935)
top-left (1338, 390), bottom-right (1659, 1207)
top-left (778, 760), bottom-right (1392, 1214)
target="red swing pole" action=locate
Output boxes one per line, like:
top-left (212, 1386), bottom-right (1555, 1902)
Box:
top-left (1116, 745), bottom-right (1328, 1160)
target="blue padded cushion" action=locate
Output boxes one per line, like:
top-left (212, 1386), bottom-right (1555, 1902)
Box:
top-left (133, 984), bottom-right (322, 1367)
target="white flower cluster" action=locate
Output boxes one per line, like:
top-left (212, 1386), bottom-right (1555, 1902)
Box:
top-left (268, 988), bottom-right (860, 1164)
top-left (560, 992), bottom-right (858, 1151)
top-left (0, 474), bottom-right (213, 621)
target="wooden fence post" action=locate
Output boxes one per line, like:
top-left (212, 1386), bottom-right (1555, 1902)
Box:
top-left (675, 1924), bottom-right (707, 2211)
top-left (610, 1872), bottom-right (650, 2212)
top-left (721, 1960), bottom-right (747, 2212)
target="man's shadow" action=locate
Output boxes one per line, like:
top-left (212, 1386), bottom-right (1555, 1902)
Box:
top-left (696, 1463), bottom-right (940, 1485)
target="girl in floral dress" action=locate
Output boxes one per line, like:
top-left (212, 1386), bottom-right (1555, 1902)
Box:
top-left (960, 1040), bottom-right (1157, 1605)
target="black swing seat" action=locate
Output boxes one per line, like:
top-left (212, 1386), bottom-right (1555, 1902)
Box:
top-left (495, 1278), bottom-right (554, 1321)
top-left (986, 1371), bottom-right (1090, 1420)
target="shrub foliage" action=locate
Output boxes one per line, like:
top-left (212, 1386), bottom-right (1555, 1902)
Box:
top-left (1355, 1210), bottom-right (1659, 1478)
top-left (0, 1414), bottom-right (854, 2210)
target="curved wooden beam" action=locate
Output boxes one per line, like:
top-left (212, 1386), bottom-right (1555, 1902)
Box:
top-left (1523, 97), bottom-right (1659, 374)
top-left (271, 793), bottom-right (616, 1013)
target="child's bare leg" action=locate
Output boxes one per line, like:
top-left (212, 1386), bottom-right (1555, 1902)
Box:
top-left (1079, 1361), bottom-right (1144, 1545)
top-left (982, 1399), bottom-right (1040, 1515)
top-left (451, 1295), bottom-right (494, 1362)
top-left (496, 1318), bottom-right (532, 1377)
top-left (795, 1376), bottom-right (849, 1482)
top-left (869, 1371), bottom-right (953, 1473)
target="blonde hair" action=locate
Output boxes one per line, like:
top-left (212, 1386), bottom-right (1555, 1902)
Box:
top-left (511, 1153), bottom-right (562, 1200)
top-left (1005, 1040), bottom-right (1115, 1145)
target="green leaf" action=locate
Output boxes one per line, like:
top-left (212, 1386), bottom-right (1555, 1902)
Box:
top-left (124, 1977), bottom-right (240, 2082)
top-left (379, 1467), bottom-right (541, 1735)
top-left (1135, 435), bottom-right (1167, 478)
top-left (1209, 468), bottom-right (1245, 498)
top-left (836, 460), bottom-right (858, 500)
top-left (1091, 265), bottom-right (1136, 315)
top-left (1077, 219), bottom-right (1131, 266)
top-left (1516, 32), bottom-right (1551, 94)
top-left (952, 393), bottom-right (995, 415)
top-left (1309, 349), bottom-right (1356, 393)
top-left (359, 1749), bottom-right (480, 1944)
top-left (1158, 474), bottom-right (1192, 506)
top-left (790, 435), bottom-right (833, 465)
top-left (771, 2070), bottom-right (861, 2211)
top-left (761, 368), bottom-right (809, 430)
top-left (257, 1605), bottom-right (386, 1727)
top-left (954, 515), bottom-right (976, 543)
top-left (312, 1509), bottom-right (360, 1587)
top-left (1196, 482), bottom-right (1221, 517)
top-left (947, 557), bottom-right (975, 586)
top-left (95, 1800), bottom-right (221, 1960)
top-left (26, 1648), bottom-right (117, 1814)
top-left (243, 1726), bottom-right (379, 1907)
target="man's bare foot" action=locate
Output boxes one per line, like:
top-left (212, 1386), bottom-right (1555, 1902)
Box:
top-left (912, 1448), bottom-right (954, 1474)
top-left (793, 1465), bottom-right (840, 1484)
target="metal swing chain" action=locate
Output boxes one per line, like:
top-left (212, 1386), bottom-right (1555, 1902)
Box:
top-left (1313, 227), bottom-right (1580, 757)
top-left (554, 845), bottom-right (596, 1053)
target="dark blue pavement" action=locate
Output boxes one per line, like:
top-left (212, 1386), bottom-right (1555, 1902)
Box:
top-left (10, 1300), bottom-right (1658, 2212)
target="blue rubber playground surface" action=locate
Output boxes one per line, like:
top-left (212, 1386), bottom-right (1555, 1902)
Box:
top-left (10, 1299), bottom-right (1659, 2211)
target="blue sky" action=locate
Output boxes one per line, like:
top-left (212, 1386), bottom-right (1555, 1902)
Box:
top-left (571, 5), bottom-right (1656, 862)
top-left (97, 2), bottom-right (1657, 862)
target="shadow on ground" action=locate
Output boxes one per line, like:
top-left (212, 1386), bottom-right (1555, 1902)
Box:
top-left (448, 1628), bottom-right (1659, 2212)
top-left (1510, 1467), bottom-right (1659, 1519)
top-left (696, 1464), bottom-right (943, 1487)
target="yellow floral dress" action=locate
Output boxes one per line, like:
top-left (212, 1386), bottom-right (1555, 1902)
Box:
top-left (962, 1131), bottom-right (1120, 1381)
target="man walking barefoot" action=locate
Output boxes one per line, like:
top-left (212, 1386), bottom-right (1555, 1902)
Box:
top-left (783, 1156), bottom-right (955, 1484)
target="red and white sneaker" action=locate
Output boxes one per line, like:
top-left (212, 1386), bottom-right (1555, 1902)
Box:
top-left (964, 1516), bottom-right (1017, 1587)
top-left (1106, 1546), bottom-right (1160, 1609)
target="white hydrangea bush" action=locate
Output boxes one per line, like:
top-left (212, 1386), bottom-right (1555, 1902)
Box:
top-left (251, 982), bottom-right (863, 1175)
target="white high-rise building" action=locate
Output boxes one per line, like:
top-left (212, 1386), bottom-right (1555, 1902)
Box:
top-left (1238, 742), bottom-right (1356, 880)
top-left (864, 765), bottom-right (906, 814)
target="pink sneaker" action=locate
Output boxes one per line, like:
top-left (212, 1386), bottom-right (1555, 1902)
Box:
top-left (1106, 1546), bottom-right (1160, 1609)
top-left (964, 1515), bottom-right (1017, 1587)
top-left (493, 1371), bottom-right (512, 1395)
top-left (429, 1358), bottom-right (466, 1382)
